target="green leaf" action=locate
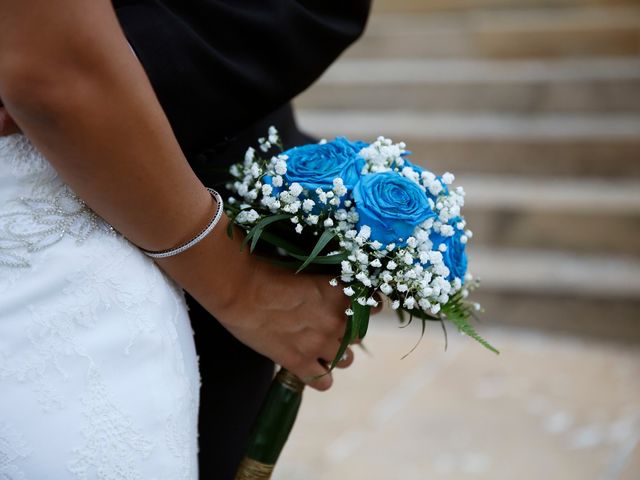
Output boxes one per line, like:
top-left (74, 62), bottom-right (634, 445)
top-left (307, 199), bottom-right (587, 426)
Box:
top-left (241, 214), bottom-right (292, 252)
top-left (351, 295), bottom-right (371, 338)
top-left (448, 312), bottom-right (499, 355)
top-left (401, 316), bottom-right (426, 360)
top-left (330, 316), bottom-right (355, 370)
top-left (295, 229), bottom-right (337, 273)
top-left (259, 231), bottom-right (307, 256)
top-left (288, 251), bottom-right (348, 265)
top-left (395, 307), bottom-right (407, 325)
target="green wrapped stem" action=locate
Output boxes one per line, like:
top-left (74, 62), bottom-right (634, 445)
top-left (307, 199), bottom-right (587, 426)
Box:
top-left (234, 368), bottom-right (305, 480)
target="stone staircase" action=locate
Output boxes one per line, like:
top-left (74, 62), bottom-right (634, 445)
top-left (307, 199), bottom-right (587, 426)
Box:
top-left (294, 0), bottom-right (640, 340)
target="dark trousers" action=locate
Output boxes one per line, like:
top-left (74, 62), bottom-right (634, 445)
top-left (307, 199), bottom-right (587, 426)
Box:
top-left (186, 104), bottom-right (313, 479)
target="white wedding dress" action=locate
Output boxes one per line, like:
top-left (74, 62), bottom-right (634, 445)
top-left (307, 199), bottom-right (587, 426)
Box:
top-left (0, 134), bottom-right (200, 479)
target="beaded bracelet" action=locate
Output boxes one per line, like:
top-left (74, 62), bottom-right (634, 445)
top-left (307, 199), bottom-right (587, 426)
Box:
top-left (141, 188), bottom-right (224, 259)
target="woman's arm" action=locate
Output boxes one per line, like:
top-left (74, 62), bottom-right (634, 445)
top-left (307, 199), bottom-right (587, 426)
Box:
top-left (0, 0), bottom-right (351, 390)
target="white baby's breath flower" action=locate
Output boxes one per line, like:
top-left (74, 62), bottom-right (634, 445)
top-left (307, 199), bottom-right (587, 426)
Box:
top-left (323, 218), bottom-right (334, 227)
top-left (341, 261), bottom-right (353, 274)
top-left (397, 283), bottom-right (408, 293)
top-left (403, 296), bottom-right (416, 309)
top-left (306, 215), bottom-right (319, 225)
top-left (440, 225), bottom-right (454, 237)
top-left (274, 159), bottom-right (287, 175)
top-left (370, 259), bottom-right (382, 268)
top-left (244, 147), bottom-right (255, 165)
top-left (356, 297), bottom-right (367, 306)
top-left (403, 252), bottom-right (413, 265)
top-left (250, 164), bottom-right (261, 177)
top-left (380, 283), bottom-right (393, 295)
top-left (345, 308), bottom-right (354, 316)
top-left (302, 199), bottom-right (315, 212)
top-left (272, 175), bottom-right (283, 187)
top-left (355, 272), bottom-right (372, 287)
top-left (430, 304), bottom-right (441, 315)
top-left (289, 182), bottom-right (303, 197)
top-left (343, 286), bottom-right (355, 297)
top-left (260, 141), bottom-right (271, 152)
top-left (371, 240), bottom-right (383, 250)
top-left (441, 172), bottom-right (455, 184)
top-left (295, 224), bottom-right (303, 234)
top-left (428, 182), bottom-right (443, 196)
top-left (438, 244), bottom-right (447, 252)
top-left (261, 184), bottom-right (273, 196)
top-left (329, 278), bottom-right (338, 286)
top-left (387, 260), bottom-right (397, 270)
top-left (346, 211), bottom-right (359, 223)
top-left (391, 300), bottom-right (400, 310)
top-left (366, 297), bottom-right (378, 307)
top-left (357, 225), bottom-right (371, 241)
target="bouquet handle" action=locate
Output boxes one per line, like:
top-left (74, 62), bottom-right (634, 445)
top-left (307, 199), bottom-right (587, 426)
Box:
top-left (234, 368), bottom-right (305, 480)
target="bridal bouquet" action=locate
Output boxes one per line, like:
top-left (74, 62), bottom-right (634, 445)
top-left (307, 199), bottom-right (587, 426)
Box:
top-left (226, 129), bottom-right (497, 479)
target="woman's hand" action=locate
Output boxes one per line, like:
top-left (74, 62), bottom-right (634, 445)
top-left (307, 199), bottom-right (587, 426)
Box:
top-left (156, 222), bottom-right (368, 392)
top-left (221, 260), bottom-right (352, 391)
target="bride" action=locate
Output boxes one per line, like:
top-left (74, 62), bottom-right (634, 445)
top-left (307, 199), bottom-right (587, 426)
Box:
top-left (0, 0), bottom-right (367, 477)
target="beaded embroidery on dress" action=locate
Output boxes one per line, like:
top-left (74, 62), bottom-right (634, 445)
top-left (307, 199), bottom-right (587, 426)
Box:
top-left (0, 134), bottom-right (200, 479)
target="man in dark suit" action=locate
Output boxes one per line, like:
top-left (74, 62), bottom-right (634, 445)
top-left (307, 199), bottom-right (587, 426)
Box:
top-left (112, 2), bottom-right (372, 478)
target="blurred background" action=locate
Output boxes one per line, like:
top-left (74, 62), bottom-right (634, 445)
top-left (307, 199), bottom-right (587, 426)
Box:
top-left (275, 0), bottom-right (640, 478)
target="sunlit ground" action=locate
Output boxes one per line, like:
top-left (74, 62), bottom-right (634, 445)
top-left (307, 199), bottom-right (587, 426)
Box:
top-left (275, 313), bottom-right (640, 480)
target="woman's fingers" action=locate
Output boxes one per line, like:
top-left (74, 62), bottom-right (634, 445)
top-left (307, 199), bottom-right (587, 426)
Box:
top-left (295, 361), bottom-right (333, 391)
top-left (333, 347), bottom-right (354, 369)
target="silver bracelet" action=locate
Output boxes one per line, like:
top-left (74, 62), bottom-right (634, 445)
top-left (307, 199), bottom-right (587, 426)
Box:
top-left (141, 188), bottom-right (224, 259)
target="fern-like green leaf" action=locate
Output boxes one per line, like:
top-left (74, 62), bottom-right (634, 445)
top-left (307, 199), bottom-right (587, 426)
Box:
top-left (448, 312), bottom-right (499, 354)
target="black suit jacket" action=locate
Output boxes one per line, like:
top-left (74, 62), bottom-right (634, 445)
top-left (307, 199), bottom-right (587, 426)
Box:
top-left (114, 0), bottom-right (370, 157)
top-left (112, 2), bottom-right (370, 478)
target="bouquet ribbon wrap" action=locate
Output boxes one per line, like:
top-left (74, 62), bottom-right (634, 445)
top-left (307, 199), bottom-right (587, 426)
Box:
top-left (235, 368), bottom-right (305, 480)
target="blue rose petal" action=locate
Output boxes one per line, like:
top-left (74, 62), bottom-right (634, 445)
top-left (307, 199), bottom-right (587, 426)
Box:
top-left (430, 229), bottom-right (468, 282)
top-left (282, 137), bottom-right (367, 192)
top-left (353, 172), bottom-right (436, 246)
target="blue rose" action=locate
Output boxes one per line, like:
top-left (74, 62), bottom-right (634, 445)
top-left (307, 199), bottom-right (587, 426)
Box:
top-left (430, 229), bottom-right (468, 281)
top-left (353, 172), bottom-right (436, 246)
top-left (282, 137), bottom-right (367, 191)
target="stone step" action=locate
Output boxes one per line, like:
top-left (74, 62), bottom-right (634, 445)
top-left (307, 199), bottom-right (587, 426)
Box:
top-left (469, 246), bottom-right (640, 299)
top-left (459, 175), bottom-right (640, 255)
top-left (295, 110), bottom-right (640, 178)
top-left (296, 57), bottom-right (640, 113)
top-left (467, 247), bottom-right (640, 338)
top-left (372, 0), bottom-right (640, 13)
top-left (348, 7), bottom-right (640, 59)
